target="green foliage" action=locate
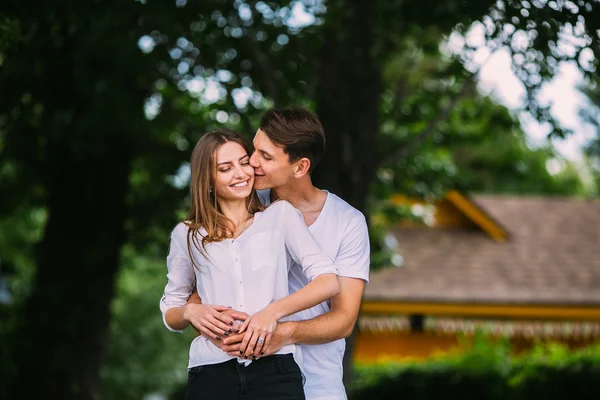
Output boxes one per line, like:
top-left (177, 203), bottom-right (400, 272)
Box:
top-left (578, 81), bottom-right (600, 195)
top-left (100, 244), bottom-right (193, 400)
top-left (452, 126), bottom-right (587, 196)
top-left (351, 336), bottom-right (600, 400)
top-left (376, 35), bottom-right (586, 199)
top-left (0, 13), bottom-right (20, 56)
top-left (368, 199), bottom-right (421, 270)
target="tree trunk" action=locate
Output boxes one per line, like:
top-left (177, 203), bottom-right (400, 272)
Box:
top-left (313, 0), bottom-right (381, 211)
top-left (1, 3), bottom-right (145, 398)
top-left (8, 138), bottom-right (132, 399)
top-left (313, 0), bottom-right (382, 392)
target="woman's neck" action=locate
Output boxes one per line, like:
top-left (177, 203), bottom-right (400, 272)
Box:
top-left (217, 198), bottom-right (250, 228)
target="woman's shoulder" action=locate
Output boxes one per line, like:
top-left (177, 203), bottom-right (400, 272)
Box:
top-left (262, 200), bottom-right (302, 221)
top-left (172, 221), bottom-right (189, 236)
top-left (264, 199), bottom-right (296, 213)
top-left (171, 221), bottom-right (207, 239)
top-left (169, 222), bottom-right (188, 246)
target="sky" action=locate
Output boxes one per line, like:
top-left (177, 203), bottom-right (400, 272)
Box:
top-left (480, 55), bottom-right (595, 161)
top-left (450, 22), bottom-right (597, 162)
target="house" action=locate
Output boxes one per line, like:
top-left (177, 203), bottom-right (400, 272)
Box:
top-left (356, 191), bottom-right (600, 363)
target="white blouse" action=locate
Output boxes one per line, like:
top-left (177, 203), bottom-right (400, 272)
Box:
top-left (160, 200), bottom-right (337, 368)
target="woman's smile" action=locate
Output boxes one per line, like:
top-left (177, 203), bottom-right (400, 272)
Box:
top-left (231, 180), bottom-right (250, 189)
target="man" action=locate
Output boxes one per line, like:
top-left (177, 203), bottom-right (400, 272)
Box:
top-left (218, 107), bottom-right (370, 399)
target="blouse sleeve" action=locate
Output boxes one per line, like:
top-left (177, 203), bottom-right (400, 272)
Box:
top-left (159, 226), bottom-right (196, 333)
top-left (277, 201), bottom-right (338, 280)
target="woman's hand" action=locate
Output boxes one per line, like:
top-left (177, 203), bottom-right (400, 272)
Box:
top-left (183, 304), bottom-right (236, 340)
top-left (238, 306), bottom-right (279, 358)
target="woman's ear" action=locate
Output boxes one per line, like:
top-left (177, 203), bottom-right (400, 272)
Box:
top-left (293, 157), bottom-right (311, 178)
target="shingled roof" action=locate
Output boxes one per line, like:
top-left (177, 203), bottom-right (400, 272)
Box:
top-left (365, 195), bottom-right (600, 306)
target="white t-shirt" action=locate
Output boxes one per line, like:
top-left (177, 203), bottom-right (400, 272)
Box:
top-left (160, 200), bottom-right (337, 369)
top-left (258, 190), bottom-right (370, 400)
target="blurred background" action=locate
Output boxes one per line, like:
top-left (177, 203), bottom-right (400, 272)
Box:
top-left (1, 1), bottom-right (599, 399)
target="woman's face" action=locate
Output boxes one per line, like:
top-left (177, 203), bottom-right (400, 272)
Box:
top-left (212, 141), bottom-right (254, 201)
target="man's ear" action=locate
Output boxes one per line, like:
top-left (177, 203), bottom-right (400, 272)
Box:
top-left (293, 157), bottom-right (311, 178)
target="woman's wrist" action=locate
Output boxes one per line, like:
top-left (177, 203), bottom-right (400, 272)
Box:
top-left (265, 303), bottom-right (284, 321)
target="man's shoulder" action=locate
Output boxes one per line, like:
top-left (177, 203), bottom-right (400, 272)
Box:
top-left (325, 191), bottom-right (366, 223)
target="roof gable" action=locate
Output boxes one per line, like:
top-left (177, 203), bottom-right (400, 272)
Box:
top-left (366, 194), bottom-right (600, 306)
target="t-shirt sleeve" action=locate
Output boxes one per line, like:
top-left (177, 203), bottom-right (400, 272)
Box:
top-left (336, 212), bottom-right (370, 282)
top-left (278, 201), bottom-right (338, 280)
top-left (159, 225), bottom-right (196, 333)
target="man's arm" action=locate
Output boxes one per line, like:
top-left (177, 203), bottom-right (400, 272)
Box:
top-left (287, 276), bottom-right (364, 344)
top-left (222, 277), bottom-right (364, 354)
top-left (188, 290), bottom-right (201, 305)
top-left (287, 211), bottom-right (369, 345)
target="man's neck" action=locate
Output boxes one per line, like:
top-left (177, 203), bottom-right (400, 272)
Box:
top-left (271, 178), bottom-right (326, 214)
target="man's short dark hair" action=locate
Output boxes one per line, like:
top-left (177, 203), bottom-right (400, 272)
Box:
top-left (259, 106), bottom-right (326, 173)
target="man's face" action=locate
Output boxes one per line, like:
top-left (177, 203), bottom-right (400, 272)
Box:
top-left (249, 129), bottom-right (296, 190)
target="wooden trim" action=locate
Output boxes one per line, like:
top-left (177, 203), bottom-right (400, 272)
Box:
top-left (445, 190), bottom-right (507, 241)
top-left (361, 301), bottom-right (600, 320)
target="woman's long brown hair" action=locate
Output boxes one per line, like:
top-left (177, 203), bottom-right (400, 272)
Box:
top-left (185, 129), bottom-right (263, 269)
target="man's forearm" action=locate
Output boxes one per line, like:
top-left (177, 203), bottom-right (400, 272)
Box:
top-left (288, 276), bottom-right (364, 345)
top-left (165, 306), bottom-right (191, 331)
top-left (288, 311), bottom-right (355, 345)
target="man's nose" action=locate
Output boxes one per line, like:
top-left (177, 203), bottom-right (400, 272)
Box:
top-left (249, 152), bottom-right (259, 168)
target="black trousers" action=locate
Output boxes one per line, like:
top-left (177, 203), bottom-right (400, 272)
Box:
top-left (185, 354), bottom-right (305, 400)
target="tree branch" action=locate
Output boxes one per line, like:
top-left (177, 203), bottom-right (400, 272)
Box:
top-left (379, 50), bottom-right (497, 166)
top-left (381, 74), bottom-right (476, 165)
top-left (243, 28), bottom-right (280, 104)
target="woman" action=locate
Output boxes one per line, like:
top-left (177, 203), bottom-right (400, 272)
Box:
top-left (160, 129), bottom-right (340, 400)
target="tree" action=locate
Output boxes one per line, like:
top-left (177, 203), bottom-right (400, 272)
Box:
top-left (2, 1), bottom-right (599, 398)
top-left (0, 2), bottom-right (184, 398)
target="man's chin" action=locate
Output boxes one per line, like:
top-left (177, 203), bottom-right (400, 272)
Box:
top-left (253, 178), bottom-right (273, 190)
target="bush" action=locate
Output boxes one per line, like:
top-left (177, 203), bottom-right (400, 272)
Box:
top-left (351, 334), bottom-right (600, 400)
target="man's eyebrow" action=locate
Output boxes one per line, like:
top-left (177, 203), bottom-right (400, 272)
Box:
top-left (217, 155), bottom-right (249, 166)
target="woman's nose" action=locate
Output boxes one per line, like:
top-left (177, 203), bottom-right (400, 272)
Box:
top-left (233, 165), bottom-right (247, 178)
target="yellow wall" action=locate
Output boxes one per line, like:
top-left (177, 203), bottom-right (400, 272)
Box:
top-left (361, 302), bottom-right (600, 320)
top-left (354, 330), bottom-right (600, 364)
top-left (355, 331), bottom-right (461, 363)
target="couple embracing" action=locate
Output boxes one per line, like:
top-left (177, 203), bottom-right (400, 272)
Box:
top-left (160, 107), bottom-right (370, 400)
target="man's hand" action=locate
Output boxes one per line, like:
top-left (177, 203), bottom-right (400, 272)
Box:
top-left (237, 306), bottom-right (282, 358)
top-left (222, 321), bottom-right (295, 358)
